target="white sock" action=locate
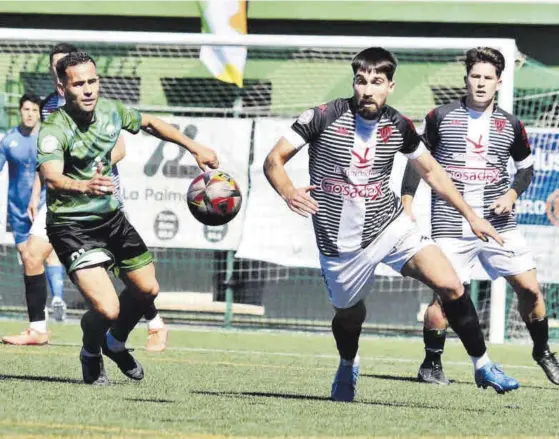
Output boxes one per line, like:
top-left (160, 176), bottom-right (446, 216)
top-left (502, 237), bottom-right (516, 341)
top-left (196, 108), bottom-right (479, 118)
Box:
top-left (147, 314), bottom-right (165, 330)
top-left (106, 331), bottom-right (126, 352)
top-left (471, 352), bottom-right (491, 371)
top-left (341, 354), bottom-right (360, 367)
top-left (81, 348), bottom-right (100, 358)
top-left (30, 320), bottom-right (47, 333)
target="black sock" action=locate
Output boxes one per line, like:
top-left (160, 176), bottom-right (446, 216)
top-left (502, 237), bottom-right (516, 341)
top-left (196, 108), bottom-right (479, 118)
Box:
top-left (423, 328), bottom-right (446, 365)
top-left (143, 301), bottom-right (158, 321)
top-left (24, 273), bottom-right (48, 322)
top-left (442, 293), bottom-right (486, 357)
top-left (331, 313), bottom-right (364, 362)
top-left (81, 310), bottom-right (112, 355)
top-left (526, 317), bottom-right (549, 359)
top-left (110, 288), bottom-right (156, 342)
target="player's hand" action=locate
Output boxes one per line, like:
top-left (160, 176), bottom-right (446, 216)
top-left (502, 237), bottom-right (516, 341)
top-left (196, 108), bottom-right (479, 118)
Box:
top-left (193, 146), bottom-right (219, 171)
top-left (468, 216), bottom-right (504, 245)
top-left (284, 186), bottom-right (319, 217)
top-left (490, 193), bottom-right (515, 215)
top-left (27, 196), bottom-right (40, 222)
top-left (401, 194), bottom-right (416, 222)
top-left (85, 162), bottom-right (114, 196)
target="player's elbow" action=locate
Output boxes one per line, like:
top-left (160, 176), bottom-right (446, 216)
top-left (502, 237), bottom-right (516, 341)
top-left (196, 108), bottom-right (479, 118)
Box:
top-left (263, 153), bottom-right (280, 178)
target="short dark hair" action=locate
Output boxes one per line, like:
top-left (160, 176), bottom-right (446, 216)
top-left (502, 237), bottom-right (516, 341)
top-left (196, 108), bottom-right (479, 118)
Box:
top-left (465, 47), bottom-right (505, 78)
top-left (49, 42), bottom-right (79, 67)
top-left (351, 47), bottom-right (398, 81)
top-left (56, 52), bottom-right (97, 81)
top-left (19, 93), bottom-right (41, 109)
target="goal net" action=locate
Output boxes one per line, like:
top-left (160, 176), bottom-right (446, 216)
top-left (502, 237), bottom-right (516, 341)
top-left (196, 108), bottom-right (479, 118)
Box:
top-left (1, 29), bottom-right (555, 340)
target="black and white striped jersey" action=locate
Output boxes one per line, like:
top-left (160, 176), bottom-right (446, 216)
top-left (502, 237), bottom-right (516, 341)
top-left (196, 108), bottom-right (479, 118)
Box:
top-left (421, 98), bottom-right (533, 239)
top-left (288, 98), bottom-right (423, 257)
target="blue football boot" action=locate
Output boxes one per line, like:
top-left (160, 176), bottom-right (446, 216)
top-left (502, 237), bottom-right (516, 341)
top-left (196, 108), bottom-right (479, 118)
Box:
top-left (475, 363), bottom-right (519, 394)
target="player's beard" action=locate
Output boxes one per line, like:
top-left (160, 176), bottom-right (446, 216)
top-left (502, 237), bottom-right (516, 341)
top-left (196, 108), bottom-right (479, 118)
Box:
top-left (357, 99), bottom-right (381, 120)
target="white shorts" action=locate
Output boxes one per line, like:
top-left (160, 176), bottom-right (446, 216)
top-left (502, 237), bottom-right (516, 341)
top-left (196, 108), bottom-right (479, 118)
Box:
top-left (435, 229), bottom-right (535, 284)
top-left (29, 204), bottom-right (49, 242)
top-left (320, 214), bottom-right (434, 309)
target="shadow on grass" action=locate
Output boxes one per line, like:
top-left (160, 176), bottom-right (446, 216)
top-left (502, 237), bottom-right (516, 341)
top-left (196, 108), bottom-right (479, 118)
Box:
top-left (125, 397), bottom-right (175, 404)
top-left (0, 373), bottom-right (82, 384)
top-left (191, 390), bottom-right (497, 412)
top-left (362, 373), bottom-right (553, 391)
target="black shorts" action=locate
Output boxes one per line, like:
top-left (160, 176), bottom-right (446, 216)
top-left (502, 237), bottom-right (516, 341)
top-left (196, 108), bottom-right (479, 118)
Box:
top-left (47, 210), bottom-right (153, 275)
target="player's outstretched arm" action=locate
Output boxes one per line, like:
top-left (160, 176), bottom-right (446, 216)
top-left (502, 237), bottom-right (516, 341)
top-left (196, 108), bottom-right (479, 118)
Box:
top-left (140, 113), bottom-right (218, 171)
top-left (263, 137), bottom-right (318, 217)
top-left (410, 152), bottom-right (503, 244)
top-left (41, 161), bottom-right (114, 196)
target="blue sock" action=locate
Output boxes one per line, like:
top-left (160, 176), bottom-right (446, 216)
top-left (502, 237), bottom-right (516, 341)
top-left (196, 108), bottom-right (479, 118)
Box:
top-left (45, 265), bottom-right (65, 300)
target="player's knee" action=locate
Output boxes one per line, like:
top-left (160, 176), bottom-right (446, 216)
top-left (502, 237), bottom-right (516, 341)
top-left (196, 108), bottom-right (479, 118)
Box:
top-left (436, 277), bottom-right (464, 301)
top-left (335, 300), bottom-right (366, 326)
top-left (517, 285), bottom-right (542, 303)
top-left (20, 248), bottom-right (44, 274)
top-left (96, 302), bottom-right (120, 321)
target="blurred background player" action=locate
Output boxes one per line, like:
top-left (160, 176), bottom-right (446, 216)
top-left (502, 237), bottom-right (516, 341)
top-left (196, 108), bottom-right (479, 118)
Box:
top-left (264, 47), bottom-right (518, 401)
top-left (402, 47), bottom-right (559, 386)
top-left (37, 52), bottom-right (218, 384)
top-left (29, 42), bottom-right (168, 352)
top-left (0, 93), bottom-right (53, 345)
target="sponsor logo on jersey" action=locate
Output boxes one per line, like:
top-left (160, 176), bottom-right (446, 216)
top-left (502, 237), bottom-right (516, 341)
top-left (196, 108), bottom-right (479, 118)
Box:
top-left (333, 165), bottom-right (377, 178)
top-left (106, 124), bottom-right (116, 137)
top-left (446, 165), bottom-right (500, 184)
top-left (351, 147), bottom-right (375, 169)
top-left (336, 126), bottom-right (349, 136)
top-left (321, 177), bottom-right (382, 200)
top-left (465, 134), bottom-right (486, 155)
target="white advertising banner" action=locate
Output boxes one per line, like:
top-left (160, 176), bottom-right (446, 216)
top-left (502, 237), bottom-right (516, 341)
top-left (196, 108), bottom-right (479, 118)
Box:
top-left (119, 117), bottom-right (251, 250)
top-left (235, 119), bottom-right (321, 268)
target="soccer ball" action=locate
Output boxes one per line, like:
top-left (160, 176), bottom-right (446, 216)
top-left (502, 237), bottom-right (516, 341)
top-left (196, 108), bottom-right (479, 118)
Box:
top-left (187, 170), bottom-right (242, 226)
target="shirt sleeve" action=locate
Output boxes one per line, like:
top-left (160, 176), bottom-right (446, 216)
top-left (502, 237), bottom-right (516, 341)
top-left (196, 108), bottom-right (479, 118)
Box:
top-left (511, 119), bottom-right (533, 169)
top-left (290, 106), bottom-right (326, 144)
top-left (37, 126), bottom-right (66, 167)
top-left (115, 101), bottom-right (142, 134)
top-left (395, 114), bottom-right (422, 157)
top-left (282, 128), bottom-right (307, 150)
top-left (418, 109), bottom-right (440, 153)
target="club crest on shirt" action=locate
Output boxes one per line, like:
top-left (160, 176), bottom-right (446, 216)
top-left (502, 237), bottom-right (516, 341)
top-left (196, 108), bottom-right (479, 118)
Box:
top-left (494, 119), bottom-right (506, 133)
top-left (8, 140), bottom-right (18, 148)
top-left (379, 126), bottom-right (393, 143)
top-left (297, 109), bottom-right (314, 125)
top-left (106, 124), bottom-right (117, 138)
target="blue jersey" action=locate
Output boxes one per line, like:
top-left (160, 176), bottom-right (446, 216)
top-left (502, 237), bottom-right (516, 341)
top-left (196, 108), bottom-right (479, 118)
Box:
top-left (0, 127), bottom-right (46, 230)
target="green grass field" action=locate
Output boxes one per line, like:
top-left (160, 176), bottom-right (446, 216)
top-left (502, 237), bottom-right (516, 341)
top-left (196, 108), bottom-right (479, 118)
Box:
top-left (0, 320), bottom-right (558, 438)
